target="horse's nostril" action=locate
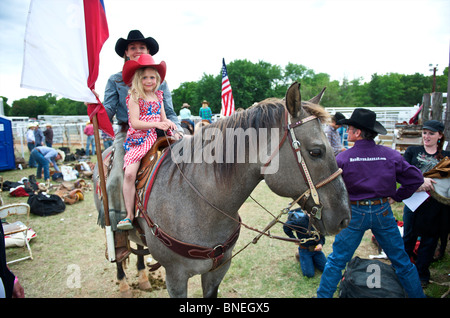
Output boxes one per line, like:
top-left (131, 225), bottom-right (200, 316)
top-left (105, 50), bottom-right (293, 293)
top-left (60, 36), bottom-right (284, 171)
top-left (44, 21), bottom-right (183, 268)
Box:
top-left (340, 218), bottom-right (350, 230)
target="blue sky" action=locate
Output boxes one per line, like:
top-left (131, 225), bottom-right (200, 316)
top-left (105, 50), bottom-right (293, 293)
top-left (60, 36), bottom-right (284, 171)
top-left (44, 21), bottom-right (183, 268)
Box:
top-left (0, 0), bottom-right (449, 104)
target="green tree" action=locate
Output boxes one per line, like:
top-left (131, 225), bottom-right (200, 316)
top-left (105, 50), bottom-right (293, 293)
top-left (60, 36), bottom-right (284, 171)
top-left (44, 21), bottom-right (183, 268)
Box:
top-left (172, 81), bottom-right (200, 115)
top-left (227, 59), bottom-right (283, 108)
top-left (10, 93), bottom-right (56, 117)
top-left (0, 96), bottom-right (12, 116)
top-left (195, 73), bottom-right (221, 114)
top-left (368, 73), bottom-right (405, 106)
top-left (434, 66), bottom-right (448, 93)
top-left (51, 98), bottom-right (86, 115)
top-left (401, 73), bottom-right (430, 105)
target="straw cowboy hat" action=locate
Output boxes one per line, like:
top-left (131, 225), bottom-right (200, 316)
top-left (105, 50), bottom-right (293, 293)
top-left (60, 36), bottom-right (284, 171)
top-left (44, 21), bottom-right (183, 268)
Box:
top-left (115, 30), bottom-right (159, 58)
top-left (122, 54), bottom-right (166, 86)
top-left (202, 100), bottom-right (210, 105)
top-left (181, 103), bottom-right (190, 108)
top-left (337, 108), bottom-right (387, 135)
top-left (56, 150), bottom-right (66, 162)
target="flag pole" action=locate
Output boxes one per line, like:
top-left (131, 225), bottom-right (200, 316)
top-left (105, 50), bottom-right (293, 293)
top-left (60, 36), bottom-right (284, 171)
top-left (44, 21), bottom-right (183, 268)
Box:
top-left (91, 112), bottom-right (115, 262)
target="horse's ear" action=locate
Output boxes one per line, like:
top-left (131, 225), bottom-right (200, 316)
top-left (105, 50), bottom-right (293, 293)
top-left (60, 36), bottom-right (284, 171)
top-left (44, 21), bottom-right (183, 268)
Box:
top-left (285, 82), bottom-right (302, 118)
top-left (309, 87), bottom-right (327, 104)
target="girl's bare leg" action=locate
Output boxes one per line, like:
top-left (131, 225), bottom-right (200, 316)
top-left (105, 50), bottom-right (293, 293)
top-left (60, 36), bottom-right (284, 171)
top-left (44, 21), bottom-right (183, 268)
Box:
top-left (121, 162), bottom-right (140, 224)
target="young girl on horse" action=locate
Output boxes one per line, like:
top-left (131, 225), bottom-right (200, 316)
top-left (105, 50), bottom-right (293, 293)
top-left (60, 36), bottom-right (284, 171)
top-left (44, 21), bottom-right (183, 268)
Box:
top-left (117, 54), bottom-right (177, 230)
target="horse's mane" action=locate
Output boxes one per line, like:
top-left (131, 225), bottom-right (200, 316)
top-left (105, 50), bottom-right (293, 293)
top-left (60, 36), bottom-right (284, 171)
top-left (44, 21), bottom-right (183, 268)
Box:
top-left (166, 98), bottom-right (329, 185)
top-left (213, 98), bottom-right (285, 133)
top-left (211, 98), bottom-right (329, 138)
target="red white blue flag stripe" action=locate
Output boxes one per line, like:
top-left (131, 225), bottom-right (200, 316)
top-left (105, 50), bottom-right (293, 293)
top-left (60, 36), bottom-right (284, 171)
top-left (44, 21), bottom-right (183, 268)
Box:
top-left (221, 58), bottom-right (235, 117)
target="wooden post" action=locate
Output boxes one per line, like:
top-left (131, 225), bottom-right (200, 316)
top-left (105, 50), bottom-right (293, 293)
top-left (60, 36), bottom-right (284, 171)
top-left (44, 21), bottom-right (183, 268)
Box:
top-left (431, 92), bottom-right (443, 121)
top-left (91, 114), bottom-right (115, 262)
top-left (421, 93), bottom-right (431, 123)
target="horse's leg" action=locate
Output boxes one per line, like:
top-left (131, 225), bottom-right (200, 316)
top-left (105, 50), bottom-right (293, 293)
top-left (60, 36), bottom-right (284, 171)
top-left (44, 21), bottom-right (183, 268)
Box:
top-left (136, 245), bottom-right (151, 290)
top-left (165, 268), bottom-right (189, 298)
top-left (117, 261), bottom-right (132, 297)
top-left (201, 261), bottom-right (231, 298)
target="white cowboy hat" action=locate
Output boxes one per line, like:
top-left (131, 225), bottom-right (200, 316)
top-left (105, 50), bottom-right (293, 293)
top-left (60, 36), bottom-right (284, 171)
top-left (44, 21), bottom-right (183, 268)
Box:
top-left (56, 150), bottom-right (65, 162)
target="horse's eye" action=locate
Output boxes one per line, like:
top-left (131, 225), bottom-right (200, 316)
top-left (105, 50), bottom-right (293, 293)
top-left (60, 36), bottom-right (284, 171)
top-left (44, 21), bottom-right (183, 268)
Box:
top-left (309, 149), bottom-right (322, 157)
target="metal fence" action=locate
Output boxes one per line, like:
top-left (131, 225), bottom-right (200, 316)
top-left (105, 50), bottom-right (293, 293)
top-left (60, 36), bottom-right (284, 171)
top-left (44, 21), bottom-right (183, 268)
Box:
top-left (11, 117), bottom-right (118, 158)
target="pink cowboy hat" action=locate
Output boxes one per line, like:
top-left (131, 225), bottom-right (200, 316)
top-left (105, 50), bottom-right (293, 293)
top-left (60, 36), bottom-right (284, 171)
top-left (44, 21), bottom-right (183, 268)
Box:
top-left (122, 54), bottom-right (166, 86)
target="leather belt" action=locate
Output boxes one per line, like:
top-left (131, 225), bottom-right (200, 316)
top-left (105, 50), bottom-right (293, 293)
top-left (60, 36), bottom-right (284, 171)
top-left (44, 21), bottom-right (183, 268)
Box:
top-left (350, 198), bottom-right (388, 206)
top-left (299, 245), bottom-right (317, 252)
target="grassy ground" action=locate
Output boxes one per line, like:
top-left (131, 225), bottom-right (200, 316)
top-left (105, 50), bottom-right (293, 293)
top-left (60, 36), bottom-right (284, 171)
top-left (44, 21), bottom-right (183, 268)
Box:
top-left (1, 149), bottom-right (449, 298)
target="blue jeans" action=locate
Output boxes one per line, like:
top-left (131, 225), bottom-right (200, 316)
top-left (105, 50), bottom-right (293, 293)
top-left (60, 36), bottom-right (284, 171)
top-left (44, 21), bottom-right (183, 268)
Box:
top-left (298, 248), bottom-right (327, 278)
top-left (317, 201), bottom-right (425, 298)
top-left (27, 142), bottom-right (37, 167)
top-left (30, 148), bottom-right (50, 180)
top-left (85, 135), bottom-right (95, 156)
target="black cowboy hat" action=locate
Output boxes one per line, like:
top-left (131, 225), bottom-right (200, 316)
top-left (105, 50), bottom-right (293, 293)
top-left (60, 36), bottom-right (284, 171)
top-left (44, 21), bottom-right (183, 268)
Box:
top-left (115, 30), bottom-right (159, 58)
top-left (337, 108), bottom-right (387, 135)
top-left (334, 112), bottom-right (346, 122)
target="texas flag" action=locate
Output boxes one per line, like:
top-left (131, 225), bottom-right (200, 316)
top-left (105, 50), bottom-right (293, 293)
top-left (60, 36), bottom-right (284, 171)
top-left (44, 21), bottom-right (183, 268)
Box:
top-left (21, 0), bottom-right (114, 137)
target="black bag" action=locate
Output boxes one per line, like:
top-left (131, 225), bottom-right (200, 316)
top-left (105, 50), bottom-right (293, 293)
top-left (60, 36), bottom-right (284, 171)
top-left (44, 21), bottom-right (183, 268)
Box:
top-left (27, 193), bottom-right (66, 216)
top-left (339, 257), bottom-right (407, 298)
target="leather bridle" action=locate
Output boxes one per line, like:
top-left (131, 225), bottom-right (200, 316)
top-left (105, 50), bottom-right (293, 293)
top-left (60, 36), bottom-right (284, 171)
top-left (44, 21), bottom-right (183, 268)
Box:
top-left (263, 109), bottom-right (342, 221)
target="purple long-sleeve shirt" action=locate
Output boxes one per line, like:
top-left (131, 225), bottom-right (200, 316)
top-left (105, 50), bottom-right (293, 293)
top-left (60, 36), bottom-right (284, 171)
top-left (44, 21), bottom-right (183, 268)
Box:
top-left (336, 139), bottom-right (423, 202)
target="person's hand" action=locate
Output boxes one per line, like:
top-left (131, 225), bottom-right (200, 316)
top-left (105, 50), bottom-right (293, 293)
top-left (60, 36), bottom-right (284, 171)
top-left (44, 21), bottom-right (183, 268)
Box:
top-left (154, 122), bottom-right (171, 131)
top-left (164, 119), bottom-right (178, 131)
top-left (314, 244), bottom-right (323, 251)
top-left (418, 177), bottom-right (436, 192)
top-left (84, 89), bottom-right (100, 106)
top-left (12, 279), bottom-right (25, 298)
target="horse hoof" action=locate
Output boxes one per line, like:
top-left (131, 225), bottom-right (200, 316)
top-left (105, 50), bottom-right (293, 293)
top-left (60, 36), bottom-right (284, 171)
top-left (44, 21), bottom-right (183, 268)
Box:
top-left (139, 280), bottom-right (151, 291)
top-left (119, 278), bottom-right (132, 298)
top-left (120, 289), bottom-right (133, 298)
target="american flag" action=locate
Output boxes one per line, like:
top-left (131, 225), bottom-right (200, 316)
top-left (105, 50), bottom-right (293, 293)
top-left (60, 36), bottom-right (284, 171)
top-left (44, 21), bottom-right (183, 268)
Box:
top-left (221, 58), bottom-right (235, 117)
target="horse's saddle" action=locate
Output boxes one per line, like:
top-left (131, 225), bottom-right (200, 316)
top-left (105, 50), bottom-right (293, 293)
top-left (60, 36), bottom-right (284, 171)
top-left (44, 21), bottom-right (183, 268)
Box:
top-left (134, 136), bottom-right (176, 215)
top-left (181, 120), bottom-right (194, 134)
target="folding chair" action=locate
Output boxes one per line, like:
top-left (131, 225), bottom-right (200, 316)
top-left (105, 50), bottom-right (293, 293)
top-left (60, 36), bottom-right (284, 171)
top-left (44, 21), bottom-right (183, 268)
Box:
top-left (1, 203), bottom-right (33, 264)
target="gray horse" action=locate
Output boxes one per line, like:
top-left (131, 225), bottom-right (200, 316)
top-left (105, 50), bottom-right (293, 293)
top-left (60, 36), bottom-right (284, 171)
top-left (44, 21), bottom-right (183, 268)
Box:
top-left (95, 82), bottom-right (350, 297)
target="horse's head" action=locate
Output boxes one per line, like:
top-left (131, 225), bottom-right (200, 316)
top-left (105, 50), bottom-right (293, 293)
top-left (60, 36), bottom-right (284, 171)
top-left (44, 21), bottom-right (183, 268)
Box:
top-left (263, 82), bottom-right (350, 235)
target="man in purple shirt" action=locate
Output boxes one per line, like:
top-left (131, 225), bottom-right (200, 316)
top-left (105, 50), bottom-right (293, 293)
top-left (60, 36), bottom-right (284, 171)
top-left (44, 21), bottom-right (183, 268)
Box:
top-left (317, 108), bottom-right (426, 298)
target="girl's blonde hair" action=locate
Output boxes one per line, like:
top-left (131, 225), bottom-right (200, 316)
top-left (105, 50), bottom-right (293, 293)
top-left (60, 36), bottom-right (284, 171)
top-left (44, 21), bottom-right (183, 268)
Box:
top-left (129, 67), bottom-right (161, 102)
